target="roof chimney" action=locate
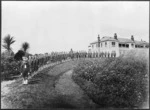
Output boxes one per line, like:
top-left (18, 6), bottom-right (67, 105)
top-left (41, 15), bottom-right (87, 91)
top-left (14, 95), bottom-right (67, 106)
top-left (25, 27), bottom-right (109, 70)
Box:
top-left (98, 34), bottom-right (100, 47)
top-left (131, 35), bottom-right (134, 41)
top-left (98, 34), bottom-right (100, 41)
top-left (114, 33), bottom-right (117, 39)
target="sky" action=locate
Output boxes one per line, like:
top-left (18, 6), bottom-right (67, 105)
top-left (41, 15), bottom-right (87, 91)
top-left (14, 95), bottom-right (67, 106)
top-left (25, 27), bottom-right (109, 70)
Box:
top-left (2, 1), bottom-right (149, 54)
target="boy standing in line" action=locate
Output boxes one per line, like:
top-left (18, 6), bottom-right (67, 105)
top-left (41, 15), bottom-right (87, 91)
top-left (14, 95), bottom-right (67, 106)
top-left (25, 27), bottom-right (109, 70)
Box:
top-left (20, 56), bottom-right (30, 84)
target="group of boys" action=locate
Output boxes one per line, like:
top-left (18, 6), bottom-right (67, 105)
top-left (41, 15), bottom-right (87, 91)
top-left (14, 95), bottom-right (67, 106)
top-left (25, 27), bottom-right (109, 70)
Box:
top-left (20, 54), bottom-right (50, 84)
top-left (20, 52), bottom-right (95, 85)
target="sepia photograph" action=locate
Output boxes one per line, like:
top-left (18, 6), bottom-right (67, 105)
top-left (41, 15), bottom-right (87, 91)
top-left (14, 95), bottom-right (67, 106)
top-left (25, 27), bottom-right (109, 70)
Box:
top-left (1, 1), bottom-right (149, 109)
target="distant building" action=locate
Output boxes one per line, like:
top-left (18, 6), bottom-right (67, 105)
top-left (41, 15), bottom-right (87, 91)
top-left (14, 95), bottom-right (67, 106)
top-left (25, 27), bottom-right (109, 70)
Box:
top-left (88, 33), bottom-right (149, 57)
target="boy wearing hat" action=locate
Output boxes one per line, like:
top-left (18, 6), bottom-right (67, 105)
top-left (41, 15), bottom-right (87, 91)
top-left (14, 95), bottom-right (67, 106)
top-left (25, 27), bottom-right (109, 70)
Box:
top-left (21, 56), bottom-right (30, 84)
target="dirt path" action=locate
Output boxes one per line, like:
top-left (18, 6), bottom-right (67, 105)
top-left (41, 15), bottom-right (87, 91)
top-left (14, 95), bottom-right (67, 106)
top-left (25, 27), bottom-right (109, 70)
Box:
top-left (1, 80), bottom-right (15, 108)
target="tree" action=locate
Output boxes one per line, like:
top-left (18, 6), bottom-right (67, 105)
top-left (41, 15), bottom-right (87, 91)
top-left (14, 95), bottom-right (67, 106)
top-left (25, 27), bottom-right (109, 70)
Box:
top-left (14, 50), bottom-right (25, 61)
top-left (21, 42), bottom-right (30, 54)
top-left (2, 34), bottom-right (15, 56)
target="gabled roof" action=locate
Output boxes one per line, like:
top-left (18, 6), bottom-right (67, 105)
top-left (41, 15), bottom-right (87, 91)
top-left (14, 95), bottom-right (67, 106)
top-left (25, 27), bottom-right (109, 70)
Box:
top-left (134, 40), bottom-right (149, 45)
top-left (90, 41), bottom-right (98, 44)
top-left (117, 38), bottom-right (134, 43)
top-left (134, 41), bottom-right (149, 47)
top-left (101, 36), bottom-right (118, 42)
top-left (90, 36), bottom-right (149, 45)
top-left (90, 36), bottom-right (118, 44)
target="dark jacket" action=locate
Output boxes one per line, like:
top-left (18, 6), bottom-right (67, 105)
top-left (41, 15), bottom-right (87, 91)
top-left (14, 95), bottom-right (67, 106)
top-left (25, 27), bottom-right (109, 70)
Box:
top-left (20, 61), bottom-right (30, 77)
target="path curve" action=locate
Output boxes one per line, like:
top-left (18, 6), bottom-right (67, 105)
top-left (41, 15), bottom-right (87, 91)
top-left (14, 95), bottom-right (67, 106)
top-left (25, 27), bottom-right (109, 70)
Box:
top-left (55, 70), bottom-right (97, 108)
top-left (1, 60), bottom-right (97, 109)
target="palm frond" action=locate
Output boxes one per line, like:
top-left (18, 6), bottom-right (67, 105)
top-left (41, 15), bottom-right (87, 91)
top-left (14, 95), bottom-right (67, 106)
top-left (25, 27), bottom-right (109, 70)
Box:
top-left (2, 44), bottom-right (9, 50)
top-left (10, 37), bottom-right (15, 44)
top-left (22, 42), bottom-right (30, 52)
top-left (10, 40), bottom-right (16, 44)
top-left (3, 34), bottom-right (15, 52)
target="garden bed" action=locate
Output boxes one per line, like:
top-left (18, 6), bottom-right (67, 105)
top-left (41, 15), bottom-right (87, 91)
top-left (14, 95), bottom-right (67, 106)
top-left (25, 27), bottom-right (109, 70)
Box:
top-left (72, 50), bottom-right (149, 109)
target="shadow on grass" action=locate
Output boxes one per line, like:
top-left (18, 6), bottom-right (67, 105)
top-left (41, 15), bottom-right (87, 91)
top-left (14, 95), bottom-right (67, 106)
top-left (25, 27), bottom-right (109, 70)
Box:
top-left (2, 61), bottom-right (83, 109)
top-left (43, 94), bottom-right (76, 108)
top-left (28, 79), bottom-right (41, 85)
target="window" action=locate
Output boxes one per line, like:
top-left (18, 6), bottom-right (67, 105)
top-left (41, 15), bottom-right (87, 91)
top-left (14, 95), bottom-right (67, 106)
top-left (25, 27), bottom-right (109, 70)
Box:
top-left (140, 45), bottom-right (144, 48)
top-left (101, 43), bottom-right (102, 47)
top-left (131, 44), bottom-right (134, 47)
top-left (92, 45), bottom-right (94, 48)
top-left (146, 45), bottom-right (149, 48)
top-left (135, 45), bottom-right (144, 48)
top-left (119, 44), bottom-right (121, 47)
top-left (122, 44), bottom-right (125, 47)
top-left (105, 42), bottom-right (107, 47)
top-left (135, 45), bottom-right (137, 48)
top-left (119, 44), bottom-right (129, 48)
top-left (112, 42), bottom-right (115, 47)
top-left (126, 44), bottom-right (129, 48)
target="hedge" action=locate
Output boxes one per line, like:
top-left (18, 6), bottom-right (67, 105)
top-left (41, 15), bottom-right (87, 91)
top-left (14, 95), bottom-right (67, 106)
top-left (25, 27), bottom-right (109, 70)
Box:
top-left (72, 51), bottom-right (149, 108)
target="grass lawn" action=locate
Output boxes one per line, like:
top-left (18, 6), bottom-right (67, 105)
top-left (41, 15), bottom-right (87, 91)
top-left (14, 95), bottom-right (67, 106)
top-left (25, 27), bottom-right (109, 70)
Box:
top-left (1, 59), bottom-right (97, 109)
top-left (54, 70), bottom-right (98, 108)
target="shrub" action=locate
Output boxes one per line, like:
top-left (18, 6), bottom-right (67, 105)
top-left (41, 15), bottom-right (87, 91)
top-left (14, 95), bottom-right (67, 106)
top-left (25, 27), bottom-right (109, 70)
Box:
top-left (14, 50), bottom-right (25, 61)
top-left (1, 56), bottom-right (21, 81)
top-left (73, 59), bottom-right (102, 82)
top-left (72, 52), bottom-right (149, 108)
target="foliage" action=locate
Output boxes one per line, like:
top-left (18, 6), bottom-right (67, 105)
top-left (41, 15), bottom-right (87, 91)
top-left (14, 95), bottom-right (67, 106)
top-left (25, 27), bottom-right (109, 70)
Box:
top-left (72, 52), bottom-right (149, 108)
top-left (73, 59), bottom-right (101, 82)
top-left (1, 56), bottom-right (21, 81)
top-left (14, 50), bottom-right (25, 61)
top-left (2, 34), bottom-right (15, 52)
top-left (2, 34), bottom-right (15, 57)
top-left (1, 60), bottom-right (80, 109)
top-left (22, 42), bottom-right (30, 53)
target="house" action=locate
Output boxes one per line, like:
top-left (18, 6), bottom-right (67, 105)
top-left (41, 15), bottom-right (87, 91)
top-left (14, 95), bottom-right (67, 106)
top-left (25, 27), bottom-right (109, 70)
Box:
top-left (88, 33), bottom-right (149, 57)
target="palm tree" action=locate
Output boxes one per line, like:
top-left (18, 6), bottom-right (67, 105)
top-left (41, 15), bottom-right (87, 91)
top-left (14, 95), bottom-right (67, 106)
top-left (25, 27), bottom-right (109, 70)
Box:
top-left (2, 34), bottom-right (15, 56)
top-left (21, 42), bottom-right (30, 54)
